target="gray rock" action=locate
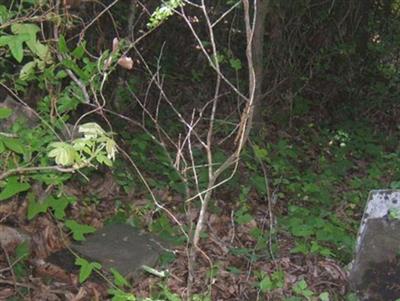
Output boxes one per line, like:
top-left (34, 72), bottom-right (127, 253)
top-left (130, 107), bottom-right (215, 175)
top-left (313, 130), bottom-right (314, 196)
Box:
top-left (72, 223), bottom-right (169, 276)
top-left (350, 190), bottom-right (400, 300)
top-left (0, 224), bottom-right (31, 252)
top-left (0, 96), bottom-right (79, 140)
top-left (0, 96), bottom-right (38, 131)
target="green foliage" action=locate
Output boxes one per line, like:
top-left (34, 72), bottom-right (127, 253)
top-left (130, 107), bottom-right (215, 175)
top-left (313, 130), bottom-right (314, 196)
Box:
top-left (292, 280), bottom-right (314, 300)
top-left (48, 122), bottom-right (117, 168)
top-left (110, 267), bottom-right (130, 288)
top-left (1, 0), bottom-right (400, 300)
top-left (256, 270), bottom-right (285, 293)
top-left (28, 194), bottom-right (76, 220)
top-left (148, 0), bottom-right (184, 29)
top-left (108, 289), bottom-right (136, 301)
top-left (389, 208), bottom-right (400, 220)
top-left (65, 220), bottom-right (96, 241)
top-left (75, 257), bottom-right (102, 283)
top-left (0, 107), bottom-right (12, 119)
top-left (0, 176), bottom-right (30, 201)
top-left (13, 241), bottom-right (30, 278)
top-left (282, 205), bottom-right (352, 258)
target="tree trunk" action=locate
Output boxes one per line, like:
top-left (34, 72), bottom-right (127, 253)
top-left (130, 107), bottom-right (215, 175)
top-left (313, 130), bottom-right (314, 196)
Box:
top-left (251, 0), bottom-right (270, 129)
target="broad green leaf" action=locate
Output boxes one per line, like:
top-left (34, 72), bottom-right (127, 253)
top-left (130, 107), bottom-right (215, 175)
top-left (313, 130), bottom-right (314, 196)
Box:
top-left (10, 24), bottom-right (41, 60)
top-left (229, 58), bottom-right (242, 71)
top-left (48, 142), bottom-right (77, 166)
top-left (235, 212), bottom-right (253, 224)
top-left (72, 43), bottom-right (85, 59)
top-left (0, 177), bottom-right (30, 201)
top-left (110, 268), bottom-right (129, 287)
top-left (65, 220), bottom-right (96, 241)
top-left (319, 292), bottom-right (329, 301)
top-left (0, 5), bottom-right (10, 24)
top-left (78, 122), bottom-right (105, 139)
top-left (27, 194), bottom-right (50, 219)
top-left (291, 225), bottom-right (314, 237)
top-left (96, 153), bottom-right (112, 167)
top-left (55, 70), bottom-right (68, 79)
top-left (15, 241), bottom-right (30, 260)
top-left (259, 275), bottom-right (273, 293)
top-left (251, 175), bottom-right (267, 194)
top-left (48, 195), bottom-right (75, 219)
top-left (75, 257), bottom-right (101, 282)
top-left (0, 34), bottom-right (30, 62)
top-left (0, 107), bottom-right (12, 119)
top-left (11, 23), bottom-right (40, 39)
top-left (253, 144), bottom-right (268, 161)
top-left (58, 35), bottom-right (69, 54)
top-left (29, 41), bottom-right (50, 62)
top-left (1, 136), bottom-right (25, 154)
top-left (19, 60), bottom-right (36, 80)
top-left (61, 59), bottom-right (88, 81)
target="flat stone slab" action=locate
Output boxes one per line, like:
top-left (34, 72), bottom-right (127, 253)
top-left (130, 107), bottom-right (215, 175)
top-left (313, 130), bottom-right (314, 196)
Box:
top-left (350, 190), bottom-right (400, 300)
top-left (72, 223), bottom-right (168, 276)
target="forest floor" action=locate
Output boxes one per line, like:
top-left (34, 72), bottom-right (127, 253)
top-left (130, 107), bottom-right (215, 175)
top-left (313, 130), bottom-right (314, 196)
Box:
top-left (1, 117), bottom-right (399, 301)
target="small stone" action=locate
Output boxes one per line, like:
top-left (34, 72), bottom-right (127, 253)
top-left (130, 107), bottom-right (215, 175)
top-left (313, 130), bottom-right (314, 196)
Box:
top-left (0, 225), bottom-right (30, 252)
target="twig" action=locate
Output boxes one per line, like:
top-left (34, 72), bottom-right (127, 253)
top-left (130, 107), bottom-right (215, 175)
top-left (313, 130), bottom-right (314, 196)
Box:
top-left (0, 165), bottom-right (77, 181)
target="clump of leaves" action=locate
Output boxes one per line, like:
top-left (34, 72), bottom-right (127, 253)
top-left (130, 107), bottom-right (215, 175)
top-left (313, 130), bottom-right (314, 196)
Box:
top-left (48, 122), bottom-right (117, 168)
top-left (147, 0), bottom-right (184, 29)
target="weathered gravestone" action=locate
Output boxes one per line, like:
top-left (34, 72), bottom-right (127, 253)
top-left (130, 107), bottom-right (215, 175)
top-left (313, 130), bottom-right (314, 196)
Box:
top-left (350, 190), bottom-right (400, 301)
top-left (47, 223), bottom-right (170, 279)
top-left (72, 223), bottom-right (170, 276)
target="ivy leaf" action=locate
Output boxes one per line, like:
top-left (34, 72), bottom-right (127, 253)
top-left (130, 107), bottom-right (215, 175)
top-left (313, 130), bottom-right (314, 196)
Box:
top-left (75, 257), bottom-right (102, 283)
top-left (48, 142), bottom-right (77, 166)
top-left (27, 193), bottom-right (50, 219)
top-left (10, 24), bottom-right (47, 61)
top-left (48, 195), bottom-right (75, 219)
top-left (0, 177), bottom-right (30, 201)
top-left (11, 23), bottom-right (39, 40)
top-left (0, 34), bottom-right (30, 62)
top-left (110, 268), bottom-right (129, 287)
top-left (65, 220), bottom-right (96, 241)
top-left (1, 136), bottom-right (25, 154)
top-left (0, 107), bottom-right (12, 119)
